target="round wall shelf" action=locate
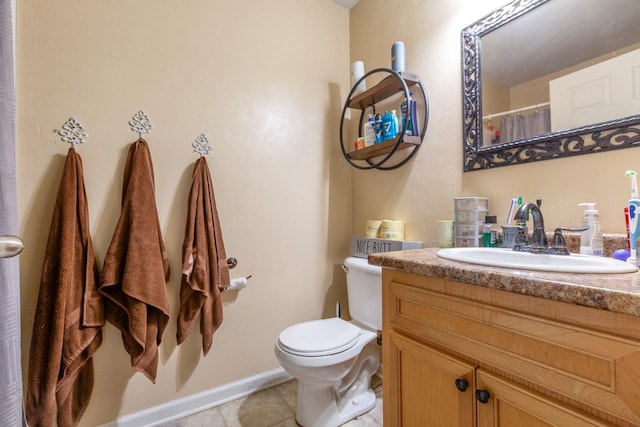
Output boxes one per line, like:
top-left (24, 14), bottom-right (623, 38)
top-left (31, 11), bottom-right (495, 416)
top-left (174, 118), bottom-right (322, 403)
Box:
top-left (339, 68), bottom-right (429, 170)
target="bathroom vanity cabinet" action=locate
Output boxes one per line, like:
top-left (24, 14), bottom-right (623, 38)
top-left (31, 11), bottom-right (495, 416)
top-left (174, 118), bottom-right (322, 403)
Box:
top-left (381, 268), bottom-right (640, 426)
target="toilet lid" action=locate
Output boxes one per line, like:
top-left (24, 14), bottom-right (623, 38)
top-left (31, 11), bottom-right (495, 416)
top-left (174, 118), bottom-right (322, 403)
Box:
top-left (278, 318), bottom-right (362, 357)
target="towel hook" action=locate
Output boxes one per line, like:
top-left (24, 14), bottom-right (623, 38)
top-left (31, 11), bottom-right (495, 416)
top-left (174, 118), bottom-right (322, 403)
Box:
top-left (57, 117), bottom-right (88, 150)
top-left (226, 257), bottom-right (237, 269)
top-left (129, 110), bottom-right (152, 138)
top-left (192, 133), bottom-right (212, 157)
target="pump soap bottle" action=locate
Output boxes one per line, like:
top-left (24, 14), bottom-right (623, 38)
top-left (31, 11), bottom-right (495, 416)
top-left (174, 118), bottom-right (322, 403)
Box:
top-left (578, 203), bottom-right (603, 256)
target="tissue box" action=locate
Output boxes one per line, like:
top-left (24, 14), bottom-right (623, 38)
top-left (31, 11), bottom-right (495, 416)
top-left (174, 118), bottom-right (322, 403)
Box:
top-left (350, 236), bottom-right (422, 258)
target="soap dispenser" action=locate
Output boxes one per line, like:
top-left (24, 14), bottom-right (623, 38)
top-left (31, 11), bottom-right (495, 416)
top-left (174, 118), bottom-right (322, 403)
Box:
top-left (579, 203), bottom-right (603, 256)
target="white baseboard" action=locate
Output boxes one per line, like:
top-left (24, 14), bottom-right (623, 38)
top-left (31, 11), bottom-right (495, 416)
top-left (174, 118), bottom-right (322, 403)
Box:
top-left (99, 368), bottom-right (292, 427)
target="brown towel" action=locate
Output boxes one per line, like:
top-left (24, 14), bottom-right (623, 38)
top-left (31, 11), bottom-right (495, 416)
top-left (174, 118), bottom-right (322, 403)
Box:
top-left (26, 148), bottom-right (104, 427)
top-left (177, 157), bottom-right (230, 355)
top-left (99, 138), bottom-right (170, 382)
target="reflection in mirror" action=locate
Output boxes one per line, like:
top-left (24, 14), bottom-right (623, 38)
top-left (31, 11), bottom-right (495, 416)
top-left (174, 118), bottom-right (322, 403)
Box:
top-left (462, 0), bottom-right (640, 171)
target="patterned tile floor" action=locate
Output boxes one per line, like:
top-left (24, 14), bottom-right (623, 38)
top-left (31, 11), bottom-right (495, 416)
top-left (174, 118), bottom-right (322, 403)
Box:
top-left (164, 376), bottom-right (383, 427)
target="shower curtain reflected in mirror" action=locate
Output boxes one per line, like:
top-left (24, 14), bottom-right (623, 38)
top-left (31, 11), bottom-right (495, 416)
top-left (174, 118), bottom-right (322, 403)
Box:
top-left (500, 109), bottom-right (551, 144)
top-left (0, 0), bottom-right (26, 425)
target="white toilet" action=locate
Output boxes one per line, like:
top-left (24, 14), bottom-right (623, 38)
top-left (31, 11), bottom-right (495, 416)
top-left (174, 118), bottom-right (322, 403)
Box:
top-left (274, 256), bottom-right (382, 427)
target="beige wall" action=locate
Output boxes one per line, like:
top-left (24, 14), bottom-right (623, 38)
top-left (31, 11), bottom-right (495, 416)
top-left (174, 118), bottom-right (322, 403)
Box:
top-left (351, 0), bottom-right (639, 246)
top-left (17, 0), bottom-right (351, 424)
top-left (16, 0), bottom-right (640, 424)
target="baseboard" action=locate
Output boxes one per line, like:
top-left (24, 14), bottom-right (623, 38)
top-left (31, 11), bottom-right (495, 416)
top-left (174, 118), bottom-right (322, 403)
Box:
top-left (98, 367), bottom-right (292, 427)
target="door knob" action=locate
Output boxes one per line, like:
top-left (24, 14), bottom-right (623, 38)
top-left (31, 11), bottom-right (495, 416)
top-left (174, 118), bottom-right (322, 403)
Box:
top-left (454, 378), bottom-right (469, 392)
top-left (0, 235), bottom-right (23, 258)
top-left (476, 389), bottom-right (491, 404)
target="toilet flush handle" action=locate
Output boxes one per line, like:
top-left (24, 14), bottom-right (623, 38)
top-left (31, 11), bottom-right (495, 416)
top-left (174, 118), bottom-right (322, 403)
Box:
top-left (341, 264), bottom-right (348, 273)
top-left (0, 235), bottom-right (23, 258)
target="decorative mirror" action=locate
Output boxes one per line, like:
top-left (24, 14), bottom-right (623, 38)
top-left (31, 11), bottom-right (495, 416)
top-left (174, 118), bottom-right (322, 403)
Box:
top-left (462, 0), bottom-right (640, 171)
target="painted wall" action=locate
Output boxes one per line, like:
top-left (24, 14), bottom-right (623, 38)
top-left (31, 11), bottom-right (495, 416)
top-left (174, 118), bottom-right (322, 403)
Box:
top-left (16, 0), bottom-right (640, 424)
top-left (350, 0), bottom-right (640, 247)
top-left (16, 0), bottom-right (351, 424)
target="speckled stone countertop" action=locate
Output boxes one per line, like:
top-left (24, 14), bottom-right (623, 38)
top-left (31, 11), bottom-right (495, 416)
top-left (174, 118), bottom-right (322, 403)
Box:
top-left (368, 247), bottom-right (640, 317)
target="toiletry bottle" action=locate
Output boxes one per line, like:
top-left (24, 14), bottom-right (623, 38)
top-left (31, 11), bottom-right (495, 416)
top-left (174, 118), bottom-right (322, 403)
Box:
top-left (398, 92), bottom-right (417, 136)
top-left (409, 96), bottom-right (418, 135)
top-left (381, 111), bottom-right (398, 141)
top-left (579, 203), bottom-right (602, 256)
top-left (391, 109), bottom-right (399, 138)
top-left (363, 115), bottom-right (376, 147)
top-left (391, 41), bottom-right (405, 73)
top-left (483, 215), bottom-right (499, 248)
top-left (400, 95), bottom-right (412, 136)
top-left (374, 113), bottom-right (383, 143)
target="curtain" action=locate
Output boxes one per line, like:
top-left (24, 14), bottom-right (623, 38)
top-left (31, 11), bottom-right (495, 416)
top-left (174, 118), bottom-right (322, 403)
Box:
top-left (0, 0), bottom-right (26, 425)
top-left (500, 108), bottom-right (551, 143)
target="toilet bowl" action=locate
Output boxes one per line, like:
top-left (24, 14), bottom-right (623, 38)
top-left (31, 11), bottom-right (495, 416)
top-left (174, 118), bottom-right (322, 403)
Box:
top-left (274, 257), bottom-right (382, 427)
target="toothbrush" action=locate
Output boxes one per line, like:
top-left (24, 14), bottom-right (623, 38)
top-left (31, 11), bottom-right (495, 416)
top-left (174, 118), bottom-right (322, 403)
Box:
top-left (627, 170), bottom-right (638, 197)
top-left (506, 198), bottom-right (518, 225)
top-left (625, 170), bottom-right (640, 264)
top-left (625, 207), bottom-right (631, 251)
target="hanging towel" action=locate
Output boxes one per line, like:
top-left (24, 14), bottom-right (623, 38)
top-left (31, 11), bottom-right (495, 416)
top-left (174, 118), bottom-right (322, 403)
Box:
top-left (177, 157), bottom-right (230, 355)
top-left (26, 148), bottom-right (104, 427)
top-left (99, 138), bottom-right (170, 382)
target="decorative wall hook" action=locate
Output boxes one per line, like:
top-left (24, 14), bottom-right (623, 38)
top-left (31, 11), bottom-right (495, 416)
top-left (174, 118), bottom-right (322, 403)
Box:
top-left (192, 133), bottom-right (212, 157)
top-left (58, 117), bottom-right (88, 149)
top-left (129, 110), bottom-right (152, 138)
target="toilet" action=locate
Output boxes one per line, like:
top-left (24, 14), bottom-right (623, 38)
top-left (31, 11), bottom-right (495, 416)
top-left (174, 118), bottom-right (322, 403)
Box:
top-left (274, 256), bottom-right (382, 427)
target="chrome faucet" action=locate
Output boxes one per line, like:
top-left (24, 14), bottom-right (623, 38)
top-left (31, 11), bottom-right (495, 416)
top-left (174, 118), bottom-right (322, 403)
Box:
top-left (513, 200), bottom-right (548, 253)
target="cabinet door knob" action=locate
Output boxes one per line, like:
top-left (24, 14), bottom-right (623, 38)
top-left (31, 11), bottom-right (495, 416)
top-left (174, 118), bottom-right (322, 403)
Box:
top-left (476, 389), bottom-right (491, 404)
top-left (454, 378), bottom-right (469, 392)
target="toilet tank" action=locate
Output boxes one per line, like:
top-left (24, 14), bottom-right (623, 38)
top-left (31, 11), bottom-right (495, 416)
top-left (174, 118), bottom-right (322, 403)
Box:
top-left (344, 256), bottom-right (382, 331)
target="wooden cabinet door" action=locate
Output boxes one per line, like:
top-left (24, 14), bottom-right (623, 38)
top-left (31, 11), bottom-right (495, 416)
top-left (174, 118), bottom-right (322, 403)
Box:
top-left (384, 332), bottom-right (475, 427)
top-left (475, 370), bottom-right (611, 427)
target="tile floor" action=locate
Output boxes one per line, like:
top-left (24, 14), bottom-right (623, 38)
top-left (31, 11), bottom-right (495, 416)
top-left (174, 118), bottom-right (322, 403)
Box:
top-left (164, 376), bottom-right (383, 427)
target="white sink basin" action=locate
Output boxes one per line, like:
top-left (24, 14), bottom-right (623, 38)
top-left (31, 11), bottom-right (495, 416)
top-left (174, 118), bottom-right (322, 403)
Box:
top-left (437, 247), bottom-right (638, 274)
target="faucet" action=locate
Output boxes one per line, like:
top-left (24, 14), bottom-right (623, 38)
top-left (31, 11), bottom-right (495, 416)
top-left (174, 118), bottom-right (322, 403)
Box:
top-left (513, 199), bottom-right (548, 252)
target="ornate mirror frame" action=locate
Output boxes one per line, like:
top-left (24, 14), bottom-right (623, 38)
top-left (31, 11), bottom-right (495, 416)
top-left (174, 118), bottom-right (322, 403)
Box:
top-left (461, 0), bottom-right (640, 171)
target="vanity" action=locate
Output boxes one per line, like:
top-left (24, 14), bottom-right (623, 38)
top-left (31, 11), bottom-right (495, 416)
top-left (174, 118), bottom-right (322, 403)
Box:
top-left (368, 248), bottom-right (640, 426)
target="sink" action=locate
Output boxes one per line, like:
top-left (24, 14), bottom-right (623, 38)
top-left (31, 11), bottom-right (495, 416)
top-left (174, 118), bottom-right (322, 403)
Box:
top-left (436, 247), bottom-right (638, 274)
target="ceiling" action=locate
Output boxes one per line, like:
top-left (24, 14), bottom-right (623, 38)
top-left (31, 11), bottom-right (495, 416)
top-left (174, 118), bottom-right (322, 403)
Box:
top-left (481, 0), bottom-right (640, 87)
top-left (331, 0), bottom-right (359, 10)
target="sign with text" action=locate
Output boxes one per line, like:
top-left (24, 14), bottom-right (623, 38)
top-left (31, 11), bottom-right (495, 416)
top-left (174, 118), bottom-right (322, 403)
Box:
top-left (350, 237), bottom-right (422, 258)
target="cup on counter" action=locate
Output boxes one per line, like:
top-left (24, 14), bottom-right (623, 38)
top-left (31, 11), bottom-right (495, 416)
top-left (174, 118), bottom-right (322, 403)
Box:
top-left (365, 220), bottom-right (382, 238)
top-left (379, 220), bottom-right (405, 240)
top-left (501, 225), bottom-right (519, 249)
top-left (437, 220), bottom-right (454, 248)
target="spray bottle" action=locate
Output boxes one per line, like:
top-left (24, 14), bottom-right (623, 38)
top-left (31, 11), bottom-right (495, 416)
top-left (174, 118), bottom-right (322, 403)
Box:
top-left (578, 203), bottom-right (603, 256)
top-left (626, 170), bottom-right (640, 265)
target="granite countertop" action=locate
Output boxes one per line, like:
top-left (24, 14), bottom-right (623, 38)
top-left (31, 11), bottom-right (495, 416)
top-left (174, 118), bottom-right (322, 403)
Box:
top-left (368, 247), bottom-right (640, 317)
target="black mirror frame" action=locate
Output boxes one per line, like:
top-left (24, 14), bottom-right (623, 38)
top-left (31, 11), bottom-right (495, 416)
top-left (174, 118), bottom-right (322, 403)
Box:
top-left (461, 0), bottom-right (640, 171)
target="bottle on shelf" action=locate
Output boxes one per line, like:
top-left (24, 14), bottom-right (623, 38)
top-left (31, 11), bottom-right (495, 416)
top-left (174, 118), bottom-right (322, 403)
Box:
top-left (382, 110), bottom-right (398, 141)
top-left (363, 114), bottom-right (376, 147)
top-left (400, 93), bottom-right (420, 137)
top-left (374, 113), bottom-right (384, 143)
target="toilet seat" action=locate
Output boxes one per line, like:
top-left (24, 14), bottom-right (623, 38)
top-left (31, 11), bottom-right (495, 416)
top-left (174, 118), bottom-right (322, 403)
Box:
top-left (278, 318), bottom-right (362, 357)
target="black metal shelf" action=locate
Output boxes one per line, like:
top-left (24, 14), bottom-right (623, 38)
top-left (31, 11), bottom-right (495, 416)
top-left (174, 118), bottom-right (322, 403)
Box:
top-left (339, 68), bottom-right (429, 170)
